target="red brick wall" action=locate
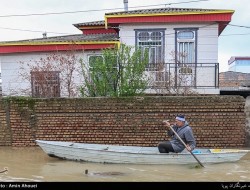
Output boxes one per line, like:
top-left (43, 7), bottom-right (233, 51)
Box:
top-left (245, 96), bottom-right (250, 146)
top-left (0, 96), bottom-right (247, 148)
top-left (220, 71), bottom-right (250, 88)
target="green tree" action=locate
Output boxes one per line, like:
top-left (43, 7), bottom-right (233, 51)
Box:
top-left (80, 43), bottom-right (149, 97)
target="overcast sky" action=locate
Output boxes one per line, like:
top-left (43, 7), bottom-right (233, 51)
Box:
top-left (0, 0), bottom-right (249, 72)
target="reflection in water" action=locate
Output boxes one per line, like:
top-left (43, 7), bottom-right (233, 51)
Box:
top-left (0, 147), bottom-right (249, 182)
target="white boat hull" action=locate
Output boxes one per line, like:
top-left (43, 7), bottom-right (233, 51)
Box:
top-left (36, 140), bottom-right (249, 165)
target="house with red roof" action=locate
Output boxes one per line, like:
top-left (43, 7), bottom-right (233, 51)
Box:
top-left (0, 7), bottom-right (234, 97)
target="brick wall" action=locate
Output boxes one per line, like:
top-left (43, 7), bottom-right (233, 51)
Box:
top-left (245, 96), bottom-right (250, 146)
top-left (220, 71), bottom-right (250, 89)
top-left (0, 95), bottom-right (247, 148)
top-left (0, 101), bottom-right (11, 146)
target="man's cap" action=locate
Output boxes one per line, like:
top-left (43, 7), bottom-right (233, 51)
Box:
top-left (176, 114), bottom-right (185, 122)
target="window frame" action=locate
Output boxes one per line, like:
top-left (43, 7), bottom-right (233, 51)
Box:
top-left (174, 28), bottom-right (198, 64)
top-left (31, 71), bottom-right (60, 98)
top-left (135, 28), bottom-right (166, 65)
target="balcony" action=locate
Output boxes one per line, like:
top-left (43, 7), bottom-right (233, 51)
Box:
top-left (144, 62), bottom-right (219, 95)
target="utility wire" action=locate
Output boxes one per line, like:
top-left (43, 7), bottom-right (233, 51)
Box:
top-left (0, 0), bottom-right (213, 36)
top-left (228, 24), bottom-right (250, 29)
top-left (0, 0), bottom-right (210, 18)
top-left (1, 22), bottom-right (250, 37)
top-left (0, 26), bottom-right (73, 35)
top-left (2, 0), bottom-right (250, 37)
top-left (221, 33), bottom-right (250, 36)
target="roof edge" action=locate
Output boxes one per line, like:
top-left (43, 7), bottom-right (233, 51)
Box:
top-left (105, 10), bottom-right (235, 18)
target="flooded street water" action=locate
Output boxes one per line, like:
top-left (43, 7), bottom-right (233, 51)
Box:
top-left (0, 147), bottom-right (250, 182)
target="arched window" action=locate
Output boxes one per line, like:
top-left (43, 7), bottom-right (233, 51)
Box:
top-left (175, 29), bottom-right (197, 64)
top-left (135, 29), bottom-right (165, 65)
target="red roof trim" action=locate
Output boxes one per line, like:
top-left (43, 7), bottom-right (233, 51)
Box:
top-left (0, 44), bottom-right (116, 54)
top-left (107, 13), bottom-right (232, 24)
top-left (107, 13), bottom-right (232, 35)
top-left (228, 57), bottom-right (250, 65)
top-left (82, 28), bottom-right (117, 35)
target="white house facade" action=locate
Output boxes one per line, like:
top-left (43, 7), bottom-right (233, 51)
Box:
top-left (0, 7), bottom-right (234, 97)
top-left (118, 22), bottom-right (220, 94)
top-left (228, 56), bottom-right (250, 73)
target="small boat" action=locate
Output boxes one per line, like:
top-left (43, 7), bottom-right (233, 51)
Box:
top-left (36, 140), bottom-right (250, 165)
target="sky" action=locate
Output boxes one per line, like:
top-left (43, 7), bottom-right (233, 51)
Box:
top-left (0, 0), bottom-right (249, 72)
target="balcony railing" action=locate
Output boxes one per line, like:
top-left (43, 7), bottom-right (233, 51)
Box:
top-left (145, 62), bottom-right (219, 89)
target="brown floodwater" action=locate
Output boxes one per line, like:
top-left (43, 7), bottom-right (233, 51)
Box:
top-left (0, 146), bottom-right (250, 182)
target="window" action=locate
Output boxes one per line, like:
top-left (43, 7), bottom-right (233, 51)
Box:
top-left (175, 28), bottom-right (197, 87)
top-left (135, 29), bottom-right (165, 66)
top-left (176, 29), bottom-right (197, 64)
top-left (87, 54), bottom-right (117, 96)
top-left (88, 54), bottom-right (116, 82)
top-left (31, 71), bottom-right (60, 98)
top-left (88, 55), bottom-right (104, 80)
top-left (177, 31), bottom-right (194, 39)
top-left (88, 55), bottom-right (104, 70)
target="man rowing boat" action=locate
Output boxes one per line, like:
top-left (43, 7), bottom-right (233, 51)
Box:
top-left (158, 114), bottom-right (196, 153)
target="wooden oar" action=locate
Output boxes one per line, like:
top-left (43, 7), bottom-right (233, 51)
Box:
top-left (169, 125), bottom-right (205, 168)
